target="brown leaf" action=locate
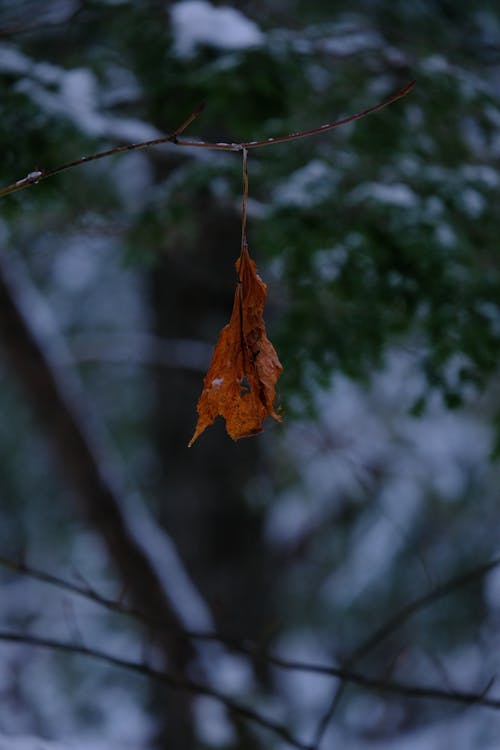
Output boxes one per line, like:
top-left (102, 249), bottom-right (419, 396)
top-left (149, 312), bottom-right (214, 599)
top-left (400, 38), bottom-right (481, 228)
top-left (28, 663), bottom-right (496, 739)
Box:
top-left (189, 244), bottom-right (282, 445)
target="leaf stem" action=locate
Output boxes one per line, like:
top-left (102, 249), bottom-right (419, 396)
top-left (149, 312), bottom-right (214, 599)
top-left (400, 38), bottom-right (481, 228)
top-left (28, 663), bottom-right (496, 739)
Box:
top-left (240, 147), bottom-right (249, 255)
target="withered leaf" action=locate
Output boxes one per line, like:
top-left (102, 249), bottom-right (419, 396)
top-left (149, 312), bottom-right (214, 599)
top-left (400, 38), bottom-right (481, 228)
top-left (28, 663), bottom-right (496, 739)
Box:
top-left (189, 244), bottom-right (282, 445)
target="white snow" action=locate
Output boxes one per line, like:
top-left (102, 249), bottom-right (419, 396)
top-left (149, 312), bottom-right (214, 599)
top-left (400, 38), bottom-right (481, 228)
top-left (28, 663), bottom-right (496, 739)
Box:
top-left (325, 711), bottom-right (500, 749)
top-left (0, 735), bottom-right (149, 750)
top-left (349, 181), bottom-right (419, 208)
top-left (273, 159), bottom-right (336, 208)
top-left (0, 45), bottom-right (30, 74)
top-left (476, 302), bottom-right (500, 336)
top-left (193, 697), bottom-right (236, 747)
top-left (17, 67), bottom-right (161, 141)
top-left (484, 564), bottom-right (500, 610)
top-left (265, 489), bottom-right (314, 546)
top-left (423, 195), bottom-right (444, 220)
top-left (112, 152), bottom-right (153, 212)
top-left (322, 29), bottom-right (382, 56)
top-left (268, 348), bottom-right (494, 610)
top-left (35, 0), bottom-right (79, 24)
top-left (171, 0), bottom-right (264, 57)
top-left (420, 54), bottom-right (451, 74)
top-left (460, 187), bottom-right (486, 217)
top-left (313, 245), bottom-right (347, 282)
top-left (273, 630), bottom-right (339, 740)
top-left (434, 222), bottom-right (456, 248)
top-left (1, 46), bottom-right (160, 143)
top-left (460, 164), bottom-right (500, 187)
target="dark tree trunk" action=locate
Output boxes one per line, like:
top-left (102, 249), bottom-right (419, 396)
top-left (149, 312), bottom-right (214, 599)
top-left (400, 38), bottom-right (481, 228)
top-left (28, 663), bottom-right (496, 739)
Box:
top-left (149, 193), bottom-right (274, 746)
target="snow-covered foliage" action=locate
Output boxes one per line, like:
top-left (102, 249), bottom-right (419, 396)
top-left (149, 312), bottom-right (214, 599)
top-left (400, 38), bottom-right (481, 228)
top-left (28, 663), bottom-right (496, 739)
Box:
top-left (171, 0), bottom-right (264, 57)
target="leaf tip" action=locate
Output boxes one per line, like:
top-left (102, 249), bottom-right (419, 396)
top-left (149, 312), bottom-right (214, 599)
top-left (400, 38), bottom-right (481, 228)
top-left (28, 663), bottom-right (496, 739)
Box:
top-left (187, 428), bottom-right (201, 448)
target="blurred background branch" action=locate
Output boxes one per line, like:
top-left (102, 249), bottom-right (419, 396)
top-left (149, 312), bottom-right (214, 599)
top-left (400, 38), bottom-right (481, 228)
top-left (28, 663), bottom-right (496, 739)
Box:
top-left (0, 247), bottom-right (205, 747)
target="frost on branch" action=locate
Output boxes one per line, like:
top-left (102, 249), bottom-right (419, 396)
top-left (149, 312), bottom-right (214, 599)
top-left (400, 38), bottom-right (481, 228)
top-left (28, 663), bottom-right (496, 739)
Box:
top-left (189, 244), bottom-right (282, 445)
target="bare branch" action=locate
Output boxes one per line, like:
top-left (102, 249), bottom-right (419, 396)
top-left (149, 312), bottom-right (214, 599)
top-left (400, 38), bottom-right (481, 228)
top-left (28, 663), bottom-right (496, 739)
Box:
top-left (313, 555), bottom-right (500, 747)
top-left (1, 626), bottom-right (498, 750)
top-left (241, 80), bottom-right (416, 149)
top-left (0, 630), bottom-right (312, 750)
top-left (170, 101), bottom-right (206, 138)
top-left (351, 556), bottom-right (500, 659)
top-left (0, 249), bottom-right (213, 744)
top-left (3, 550), bottom-right (500, 750)
top-left (2, 551), bottom-right (500, 689)
top-left (0, 103), bottom-right (206, 199)
top-left (0, 82), bottom-right (415, 199)
top-left (261, 649), bottom-right (500, 710)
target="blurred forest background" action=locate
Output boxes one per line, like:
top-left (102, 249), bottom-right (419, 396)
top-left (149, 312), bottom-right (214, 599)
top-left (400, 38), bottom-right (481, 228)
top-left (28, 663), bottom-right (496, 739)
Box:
top-left (1, 1), bottom-right (500, 749)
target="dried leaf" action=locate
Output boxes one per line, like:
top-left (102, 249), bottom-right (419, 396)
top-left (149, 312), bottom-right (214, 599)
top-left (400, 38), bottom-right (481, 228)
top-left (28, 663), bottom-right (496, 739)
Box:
top-left (189, 244), bottom-right (282, 445)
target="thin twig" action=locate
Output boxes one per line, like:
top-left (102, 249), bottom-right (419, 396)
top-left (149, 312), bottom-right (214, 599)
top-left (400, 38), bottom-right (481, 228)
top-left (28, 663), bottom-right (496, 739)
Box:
top-left (260, 650), bottom-right (500, 710)
top-left (0, 553), bottom-right (260, 652)
top-left (0, 102), bottom-right (206, 199)
top-left (1, 628), bottom-right (499, 737)
top-left (0, 81), bottom-right (415, 199)
top-left (3, 554), bottom-right (500, 747)
top-left (170, 101), bottom-right (206, 139)
top-left (351, 556), bottom-right (500, 659)
top-left (240, 80), bottom-right (416, 149)
top-left (312, 555), bottom-right (500, 747)
top-left (0, 630), bottom-right (312, 750)
top-left (2, 552), bottom-right (500, 689)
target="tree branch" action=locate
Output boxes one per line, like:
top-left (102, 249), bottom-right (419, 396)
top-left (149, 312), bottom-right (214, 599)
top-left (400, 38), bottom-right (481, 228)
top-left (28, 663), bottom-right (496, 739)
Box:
top-left (240, 79), bottom-right (415, 149)
top-left (0, 81), bottom-right (415, 198)
top-left (1, 626), bottom-right (498, 750)
top-left (0, 249), bottom-right (210, 745)
top-left (0, 629), bottom-right (312, 750)
top-left (0, 102), bottom-right (205, 198)
top-left (313, 555), bottom-right (500, 747)
top-left (2, 551), bottom-right (499, 688)
top-left (4, 551), bottom-right (498, 663)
